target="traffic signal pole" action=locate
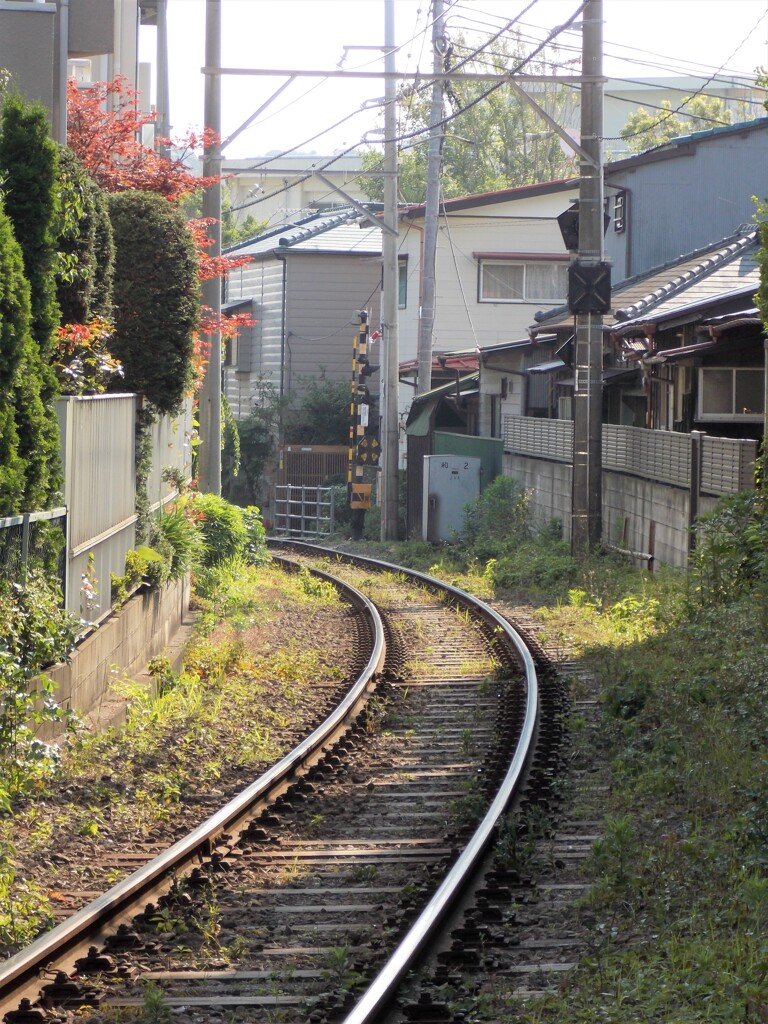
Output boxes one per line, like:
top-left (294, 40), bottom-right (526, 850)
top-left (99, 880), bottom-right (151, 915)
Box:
top-left (571, 0), bottom-right (606, 554)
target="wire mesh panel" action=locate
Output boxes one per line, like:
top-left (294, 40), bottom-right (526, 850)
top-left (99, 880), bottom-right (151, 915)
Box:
top-left (273, 486), bottom-right (336, 538)
top-left (0, 508), bottom-right (68, 600)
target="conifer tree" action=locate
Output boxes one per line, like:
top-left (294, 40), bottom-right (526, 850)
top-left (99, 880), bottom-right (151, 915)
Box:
top-left (0, 94), bottom-right (62, 508)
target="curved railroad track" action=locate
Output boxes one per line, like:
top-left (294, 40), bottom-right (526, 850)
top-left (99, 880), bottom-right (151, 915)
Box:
top-left (0, 545), bottom-right (573, 1024)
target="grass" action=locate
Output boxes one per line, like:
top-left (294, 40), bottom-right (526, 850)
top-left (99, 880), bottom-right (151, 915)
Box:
top-left (4, 483), bottom-right (766, 1019)
top-left (0, 562), bottom-right (349, 955)
top-left (326, 482), bottom-right (767, 1022)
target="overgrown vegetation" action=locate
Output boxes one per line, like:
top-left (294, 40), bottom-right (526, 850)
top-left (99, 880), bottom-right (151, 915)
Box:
top-left (367, 476), bottom-right (764, 1023)
top-left (0, 554), bottom-right (344, 956)
top-left (2, 453), bottom-right (767, 1018)
top-left (107, 191), bottom-right (199, 416)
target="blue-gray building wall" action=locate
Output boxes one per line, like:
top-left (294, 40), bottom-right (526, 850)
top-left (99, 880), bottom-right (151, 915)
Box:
top-left (604, 120), bottom-right (768, 284)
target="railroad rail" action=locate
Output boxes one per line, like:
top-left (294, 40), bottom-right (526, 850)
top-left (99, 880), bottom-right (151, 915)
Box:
top-left (0, 546), bottom-right (557, 1024)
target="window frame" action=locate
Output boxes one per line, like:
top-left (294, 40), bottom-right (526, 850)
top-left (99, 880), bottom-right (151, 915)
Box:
top-left (476, 255), bottom-right (568, 305)
top-left (697, 366), bottom-right (764, 422)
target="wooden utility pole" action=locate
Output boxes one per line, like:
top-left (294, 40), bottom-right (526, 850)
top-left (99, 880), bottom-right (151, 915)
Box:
top-left (199, 0), bottom-right (222, 494)
top-left (570, 0), bottom-right (606, 554)
top-left (380, 0), bottom-right (400, 540)
top-left (416, 0), bottom-right (445, 396)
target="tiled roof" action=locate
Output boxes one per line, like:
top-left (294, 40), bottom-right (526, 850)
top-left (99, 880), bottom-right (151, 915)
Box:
top-left (533, 227), bottom-right (759, 335)
top-left (224, 208), bottom-right (381, 258)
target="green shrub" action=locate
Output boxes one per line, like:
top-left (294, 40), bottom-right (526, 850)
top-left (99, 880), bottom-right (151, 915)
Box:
top-left (0, 202), bottom-right (28, 513)
top-left (483, 537), bottom-right (574, 599)
top-left (153, 503), bottom-right (202, 580)
top-left (0, 571), bottom-right (79, 807)
top-left (107, 191), bottom-right (198, 415)
top-left (457, 475), bottom-right (531, 560)
top-left (242, 506), bottom-right (269, 564)
top-left (0, 93), bottom-right (62, 510)
top-left (690, 491), bottom-right (767, 606)
top-left (190, 493), bottom-right (248, 568)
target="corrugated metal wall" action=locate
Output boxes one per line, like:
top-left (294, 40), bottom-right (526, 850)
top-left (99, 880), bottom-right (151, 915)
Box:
top-left (283, 253), bottom-right (382, 399)
top-left (57, 396), bottom-right (192, 624)
top-left (605, 127), bottom-right (768, 281)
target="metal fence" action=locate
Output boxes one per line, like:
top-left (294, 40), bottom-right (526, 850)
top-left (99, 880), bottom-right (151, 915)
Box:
top-left (273, 485), bottom-right (336, 538)
top-left (57, 395), bottom-right (193, 624)
top-left (0, 507), bottom-right (68, 598)
top-left (277, 445), bottom-right (348, 488)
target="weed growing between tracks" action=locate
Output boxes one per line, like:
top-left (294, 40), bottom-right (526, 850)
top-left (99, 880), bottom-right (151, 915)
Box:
top-left (0, 561), bottom-right (353, 958)
top-left (327, 477), bottom-right (768, 1021)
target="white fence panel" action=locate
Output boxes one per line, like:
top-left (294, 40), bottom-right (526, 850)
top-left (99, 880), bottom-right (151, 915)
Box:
top-left (603, 424), bottom-right (691, 488)
top-left (700, 435), bottom-right (757, 495)
top-left (57, 394), bottom-right (138, 623)
top-left (502, 416), bottom-right (573, 462)
top-left (146, 400), bottom-right (194, 512)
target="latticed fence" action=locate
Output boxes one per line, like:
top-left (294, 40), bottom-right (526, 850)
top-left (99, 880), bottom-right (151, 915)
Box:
top-left (273, 486), bottom-right (336, 539)
top-left (0, 508), bottom-right (68, 599)
top-left (503, 416), bottom-right (757, 496)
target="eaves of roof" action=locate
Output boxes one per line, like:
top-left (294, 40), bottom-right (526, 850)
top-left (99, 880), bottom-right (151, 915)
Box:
top-left (533, 227), bottom-right (758, 335)
top-left (612, 284), bottom-right (758, 337)
top-left (223, 207), bottom-right (380, 256)
top-left (400, 178), bottom-right (578, 220)
top-left (406, 373), bottom-right (480, 405)
top-left (606, 117), bottom-right (768, 172)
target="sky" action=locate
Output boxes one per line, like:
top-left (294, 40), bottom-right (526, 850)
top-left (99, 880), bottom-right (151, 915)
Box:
top-left (139, 0), bottom-right (768, 160)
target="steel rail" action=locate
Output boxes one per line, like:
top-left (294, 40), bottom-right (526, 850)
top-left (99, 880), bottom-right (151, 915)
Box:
top-left (269, 541), bottom-right (539, 1024)
top-left (0, 562), bottom-right (385, 1015)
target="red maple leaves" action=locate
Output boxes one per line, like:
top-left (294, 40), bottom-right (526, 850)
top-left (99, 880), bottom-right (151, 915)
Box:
top-left (66, 76), bottom-right (253, 351)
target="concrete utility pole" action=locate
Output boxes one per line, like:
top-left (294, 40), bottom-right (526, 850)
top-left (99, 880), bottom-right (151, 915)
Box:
top-left (198, 0), bottom-right (222, 495)
top-left (155, 0), bottom-right (171, 145)
top-left (570, 0), bottom-right (606, 554)
top-left (416, 0), bottom-right (445, 396)
top-left (380, 0), bottom-right (400, 540)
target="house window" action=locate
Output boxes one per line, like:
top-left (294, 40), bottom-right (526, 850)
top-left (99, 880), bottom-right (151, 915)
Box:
top-left (479, 260), bottom-right (567, 303)
top-left (698, 367), bottom-right (764, 421)
top-left (398, 260), bottom-right (407, 308)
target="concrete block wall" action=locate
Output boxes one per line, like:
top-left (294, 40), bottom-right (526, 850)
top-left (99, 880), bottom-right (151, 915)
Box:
top-left (504, 453), bottom-right (695, 567)
top-left (40, 578), bottom-right (191, 735)
top-left (504, 454), bottom-right (572, 539)
top-left (602, 471), bottom-right (690, 568)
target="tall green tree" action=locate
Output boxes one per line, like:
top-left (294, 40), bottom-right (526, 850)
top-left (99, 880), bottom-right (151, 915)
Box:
top-left (54, 147), bottom-right (114, 324)
top-left (0, 202), bottom-right (28, 513)
top-left (619, 96), bottom-right (733, 155)
top-left (0, 94), bottom-right (61, 363)
top-left (107, 191), bottom-right (199, 416)
top-left (359, 33), bottom-right (577, 203)
top-left (0, 94), bottom-right (62, 508)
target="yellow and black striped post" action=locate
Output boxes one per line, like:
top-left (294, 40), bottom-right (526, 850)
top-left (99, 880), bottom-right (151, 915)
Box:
top-left (348, 311), bottom-right (372, 539)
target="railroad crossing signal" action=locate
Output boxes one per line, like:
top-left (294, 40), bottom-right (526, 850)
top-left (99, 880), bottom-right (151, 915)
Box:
top-left (356, 435), bottom-right (381, 466)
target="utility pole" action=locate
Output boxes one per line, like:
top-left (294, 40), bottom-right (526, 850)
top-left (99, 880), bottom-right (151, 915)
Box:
top-left (570, 0), bottom-right (607, 554)
top-left (155, 0), bottom-right (170, 145)
top-left (199, 0), bottom-right (222, 494)
top-left (380, 0), bottom-right (400, 540)
top-left (416, 0), bottom-right (445, 396)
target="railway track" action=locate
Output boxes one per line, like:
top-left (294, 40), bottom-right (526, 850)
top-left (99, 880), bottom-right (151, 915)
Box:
top-left (0, 545), bottom-right (584, 1024)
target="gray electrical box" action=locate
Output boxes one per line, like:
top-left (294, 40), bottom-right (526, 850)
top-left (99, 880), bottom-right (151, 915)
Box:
top-left (422, 456), bottom-right (482, 542)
